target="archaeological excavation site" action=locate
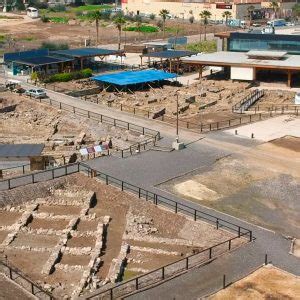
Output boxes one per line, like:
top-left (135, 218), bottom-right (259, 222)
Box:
top-left (0, 171), bottom-right (249, 299)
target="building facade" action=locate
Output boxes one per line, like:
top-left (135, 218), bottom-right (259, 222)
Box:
top-left (122, 0), bottom-right (297, 21)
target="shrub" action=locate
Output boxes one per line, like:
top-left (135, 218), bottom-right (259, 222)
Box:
top-left (123, 25), bottom-right (159, 33)
top-left (41, 15), bottom-right (50, 22)
top-left (44, 68), bottom-right (93, 83)
top-left (40, 42), bottom-right (69, 51)
top-left (189, 16), bottom-right (194, 24)
top-left (48, 5), bottom-right (66, 12)
top-left (186, 40), bottom-right (217, 53)
top-left (49, 16), bottom-right (69, 24)
top-left (149, 13), bottom-right (155, 20)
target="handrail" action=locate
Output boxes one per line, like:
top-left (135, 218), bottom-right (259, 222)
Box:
top-left (0, 162), bottom-right (253, 300)
top-left (0, 259), bottom-right (54, 299)
top-left (26, 94), bottom-right (160, 141)
top-left (232, 90), bottom-right (265, 113)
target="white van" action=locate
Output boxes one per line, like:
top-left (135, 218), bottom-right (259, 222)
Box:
top-left (27, 7), bottom-right (39, 19)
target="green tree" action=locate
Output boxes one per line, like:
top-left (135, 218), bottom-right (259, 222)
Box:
top-left (149, 13), bottom-right (156, 20)
top-left (292, 4), bottom-right (300, 20)
top-left (14, 0), bottom-right (25, 11)
top-left (31, 71), bottom-right (39, 84)
top-left (91, 10), bottom-right (102, 44)
top-left (199, 10), bottom-right (211, 41)
top-left (269, 0), bottom-right (279, 18)
top-left (113, 15), bottom-right (126, 50)
top-left (159, 9), bottom-right (169, 39)
top-left (247, 5), bottom-right (255, 24)
top-left (222, 11), bottom-right (232, 25)
top-left (136, 20), bottom-right (142, 41)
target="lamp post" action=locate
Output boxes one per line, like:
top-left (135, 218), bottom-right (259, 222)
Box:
top-left (176, 92), bottom-right (179, 140)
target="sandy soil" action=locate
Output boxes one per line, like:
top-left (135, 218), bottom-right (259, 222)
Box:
top-left (0, 273), bottom-right (35, 300)
top-left (0, 15), bottom-right (227, 49)
top-left (210, 266), bottom-right (300, 300)
top-left (161, 149), bottom-right (300, 238)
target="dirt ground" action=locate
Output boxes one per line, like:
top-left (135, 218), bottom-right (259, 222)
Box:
top-left (160, 139), bottom-right (300, 238)
top-left (0, 273), bottom-right (35, 300)
top-left (0, 13), bottom-right (228, 50)
top-left (210, 266), bottom-right (300, 300)
top-left (0, 90), bottom-right (147, 168)
top-left (0, 173), bottom-right (245, 298)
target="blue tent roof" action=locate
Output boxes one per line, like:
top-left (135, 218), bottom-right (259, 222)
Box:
top-left (92, 70), bottom-right (177, 86)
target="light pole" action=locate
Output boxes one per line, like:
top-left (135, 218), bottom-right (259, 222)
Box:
top-left (176, 91), bottom-right (179, 141)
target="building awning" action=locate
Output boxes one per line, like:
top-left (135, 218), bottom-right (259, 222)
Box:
top-left (52, 48), bottom-right (124, 58)
top-left (182, 51), bottom-right (300, 71)
top-left (0, 144), bottom-right (44, 157)
top-left (142, 50), bottom-right (196, 59)
top-left (12, 55), bottom-right (73, 67)
top-left (92, 69), bottom-right (177, 86)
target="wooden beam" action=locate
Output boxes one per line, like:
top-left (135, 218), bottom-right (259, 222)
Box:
top-left (287, 70), bottom-right (292, 87)
top-left (199, 65), bottom-right (203, 80)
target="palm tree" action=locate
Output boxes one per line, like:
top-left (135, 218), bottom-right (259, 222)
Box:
top-left (136, 20), bottom-right (142, 41)
top-left (247, 5), bottom-right (255, 24)
top-left (199, 10), bottom-right (211, 41)
top-left (113, 15), bottom-right (126, 50)
top-left (159, 9), bottom-right (169, 39)
top-left (269, 0), bottom-right (279, 19)
top-left (91, 11), bottom-right (101, 45)
top-left (222, 11), bottom-right (232, 25)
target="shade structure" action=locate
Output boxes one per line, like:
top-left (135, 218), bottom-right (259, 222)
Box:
top-left (52, 48), bottom-right (123, 58)
top-left (92, 69), bottom-right (177, 86)
top-left (0, 144), bottom-right (44, 157)
top-left (142, 50), bottom-right (196, 59)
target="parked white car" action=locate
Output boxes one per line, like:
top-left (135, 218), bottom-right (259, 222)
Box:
top-left (286, 22), bottom-right (295, 26)
top-left (25, 89), bottom-right (47, 98)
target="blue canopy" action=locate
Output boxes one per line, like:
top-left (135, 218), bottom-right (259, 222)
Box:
top-left (92, 69), bottom-right (177, 86)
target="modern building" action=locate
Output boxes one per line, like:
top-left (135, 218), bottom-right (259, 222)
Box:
top-left (182, 50), bottom-right (300, 87)
top-left (122, 0), bottom-right (296, 22)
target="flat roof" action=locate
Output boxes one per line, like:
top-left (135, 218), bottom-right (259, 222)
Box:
top-left (246, 50), bottom-right (287, 58)
top-left (142, 50), bottom-right (196, 59)
top-left (0, 144), bottom-right (44, 157)
top-left (13, 55), bottom-right (73, 67)
top-left (52, 48), bottom-right (123, 58)
top-left (144, 42), bottom-right (169, 47)
top-left (182, 51), bottom-right (300, 70)
top-left (92, 69), bottom-right (177, 86)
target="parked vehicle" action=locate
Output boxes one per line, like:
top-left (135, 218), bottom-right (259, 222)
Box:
top-left (25, 89), bottom-right (47, 98)
top-left (267, 19), bottom-right (286, 27)
top-left (286, 22), bottom-right (295, 26)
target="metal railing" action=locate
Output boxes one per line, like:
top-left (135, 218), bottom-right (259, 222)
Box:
top-left (232, 90), bottom-right (265, 113)
top-left (0, 163), bottom-right (31, 178)
top-left (248, 104), bottom-right (299, 115)
top-left (0, 259), bottom-right (53, 300)
top-left (27, 95), bottom-right (160, 141)
top-left (77, 164), bottom-right (253, 300)
top-left (0, 162), bottom-right (253, 300)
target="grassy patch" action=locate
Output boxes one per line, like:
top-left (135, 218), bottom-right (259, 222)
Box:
top-left (124, 25), bottom-right (159, 33)
top-left (0, 35), bottom-right (6, 43)
top-left (185, 40), bottom-right (217, 53)
top-left (49, 16), bottom-right (69, 24)
top-left (122, 269), bottom-right (142, 281)
top-left (0, 15), bottom-right (21, 19)
top-left (19, 36), bottom-right (36, 41)
top-left (71, 5), bottom-right (112, 12)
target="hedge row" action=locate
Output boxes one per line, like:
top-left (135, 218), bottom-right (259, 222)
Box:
top-left (44, 68), bottom-right (92, 83)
